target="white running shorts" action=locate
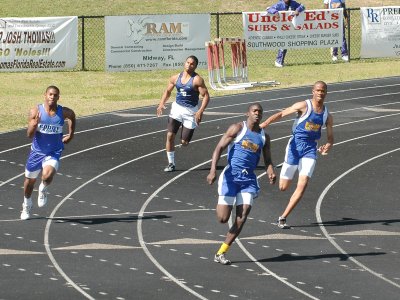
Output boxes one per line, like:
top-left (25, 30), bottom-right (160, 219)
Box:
top-left (169, 101), bottom-right (198, 129)
top-left (280, 157), bottom-right (316, 180)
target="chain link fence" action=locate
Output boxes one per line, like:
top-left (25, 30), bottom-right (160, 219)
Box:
top-left (77, 9), bottom-right (393, 71)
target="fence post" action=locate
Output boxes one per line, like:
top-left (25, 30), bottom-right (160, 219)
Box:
top-left (347, 8), bottom-right (351, 61)
top-left (81, 16), bottom-right (85, 71)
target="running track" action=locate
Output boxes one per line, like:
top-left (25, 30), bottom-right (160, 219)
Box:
top-left (1, 77), bottom-right (399, 300)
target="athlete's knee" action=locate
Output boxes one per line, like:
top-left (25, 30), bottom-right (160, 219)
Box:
top-left (217, 215), bottom-right (229, 224)
top-left (166, 131), bottom-right (175, 140)
top-left (279, 180), bottom-right (291, 191)
top-left (181, 140), bottom-right (189, 146)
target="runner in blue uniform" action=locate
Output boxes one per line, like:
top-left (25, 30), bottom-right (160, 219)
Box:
top-left (207, 103), bottom-right (276, 265)
top-left (157, 55), bottom-right (210, 172)
top-left (260, 81), bottom-right (334, 228)
top-left (20, 86), bottom-right (76, 220)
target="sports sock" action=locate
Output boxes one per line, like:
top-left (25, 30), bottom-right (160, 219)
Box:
top-left (23, 197), bottom-right (31, 205)
top-left (167, 151), bottom-right (175, 165)
top-left (217, 242), bottom-right (230, 255)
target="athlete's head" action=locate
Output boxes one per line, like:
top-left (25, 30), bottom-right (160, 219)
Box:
top-left (312, 81), bottom-right (328, 102)
top-left (46, 85), bottom-right (60, 94)
top-left (186, 55), bottom-right (198, 67)
top-left (247, 103), bottom-right (263, 123)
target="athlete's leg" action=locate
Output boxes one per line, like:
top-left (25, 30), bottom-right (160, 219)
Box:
top-left (224, 203), bottom-right (252, 246)
top-left (279, 162), bottom-right (297, 191)
top-left (180, 126), bottom-right (195, 146)
top-left (281, 174), bottom-right (309, 218)
top-left (166, 117), bottom-right (181, 151)
top-left (24, 177), bottom-right (36, 199)
top-left (280, 157), bottom-right (316, 218)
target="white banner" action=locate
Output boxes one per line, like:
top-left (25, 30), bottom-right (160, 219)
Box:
top-left (105, 14), bottom-right (210, 71)
top-left (360, 6), bottom-right (400, 58)
top-left (0, 16), bottom-right (78, 72)
top-left (243, 9), bottom-right (343, 50)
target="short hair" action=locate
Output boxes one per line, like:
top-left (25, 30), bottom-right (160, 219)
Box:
top-left (248, 103), bottom-right (263, 112)
top-left (186, 55), bottom-right (199, 67)
top-left (314, 81), bottom-right (327, 90)
top-left (46, 85), bottom-right (60, 94)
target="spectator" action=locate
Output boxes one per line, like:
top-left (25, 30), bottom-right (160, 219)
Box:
top-left (324, 0), bottom-right (349, 62)
top-left (267, 0), bottom-right (305, 68)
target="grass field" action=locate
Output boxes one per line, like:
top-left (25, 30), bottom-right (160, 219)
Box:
top-left (0, 0), bottom-right (399, 132)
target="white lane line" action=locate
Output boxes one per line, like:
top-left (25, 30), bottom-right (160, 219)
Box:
top-left (315, 147), bottom-right (400, 289)
top-left (331, 230), bottom-right (400, 236)
top-left (0, 249), bottom-right (45, 255)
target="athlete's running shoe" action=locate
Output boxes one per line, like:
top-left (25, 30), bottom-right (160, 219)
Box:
top-left (20, 200), bottom-right (32, 220)
top-left (214, 253), bottom-right (231, 265)
top-left (277, 216), bottom-right (290, 229)
top-left (37, 189), bottom-right (48, 207)
top-left (164, 163), bottom-right (175, 172)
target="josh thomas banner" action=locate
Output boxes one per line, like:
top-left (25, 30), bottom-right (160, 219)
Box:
top-left (242, 9), bottom-right (343, 50)
top-left (0, 16), bottom-right (78, 72)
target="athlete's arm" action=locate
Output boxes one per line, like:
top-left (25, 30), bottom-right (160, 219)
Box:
top-left (27, 106), bottom-right (40, 139)
top-left (260, 100), bottom-right (307, 128)
top-left (62, 107), bottom-right (76, 144)
top-left (207, 123), bottom-right (242, 185)
top-left (318, 113), bottom-right (334, 154)
top-left (262, 132), bottom-right (276, 184)
top-left (157, 74), bottom-right (178, 116)
top-left (194, 76), bottom-right (210, 125)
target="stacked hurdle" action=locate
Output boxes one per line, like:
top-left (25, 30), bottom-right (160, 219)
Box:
top-left (205, 37), bottom-right (279, 91)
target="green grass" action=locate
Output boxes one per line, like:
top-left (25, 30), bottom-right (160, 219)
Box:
top-left (1, 0), bottom-right (399, 132)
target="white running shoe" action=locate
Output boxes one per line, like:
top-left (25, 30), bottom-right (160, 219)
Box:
top-left (342, 55), bottom-right (349, 62)
top-left (37, 189), bottom-right (48, 207)
top-left (277, 216), bottom-right (290, 229)
top-left (332, 56), bottom-right (338, 62)
top-left (214, 253), bottom-right (231, 265)
top-left (164, 163), bottom-right (176, 172)
top-left (20, 200), bottom-right (32, 220)
top-left (274, 61), bottom-right (283, 68)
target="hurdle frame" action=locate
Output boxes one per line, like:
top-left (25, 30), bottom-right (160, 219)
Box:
top-left (205, 37), bottom-right (280, 91)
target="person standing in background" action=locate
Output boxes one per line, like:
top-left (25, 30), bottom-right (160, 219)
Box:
top-left (267, 0), bottom-right (305, 68)
top-left (324, 0), bottom-right (349, 62)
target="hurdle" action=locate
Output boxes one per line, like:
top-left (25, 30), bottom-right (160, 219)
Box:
top-left (205, 37), bottom-right (279, 91)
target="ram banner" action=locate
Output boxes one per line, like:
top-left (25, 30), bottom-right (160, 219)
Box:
top-left (0, 16), bottom-right (78, 72)
top-left (105, 14), bottom-right (210, 71)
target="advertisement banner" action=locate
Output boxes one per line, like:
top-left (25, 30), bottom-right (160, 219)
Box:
top-left (0, 16), bottom-right (78, 72)
top-left (105, 14), bottom-right (210, 71)
top-left (243, 9), bottom-right (343, 50)
top-left (360, 6), bottom-right (400, 58)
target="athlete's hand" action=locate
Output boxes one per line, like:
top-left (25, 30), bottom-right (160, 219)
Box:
top-left (62, 133), bottom-right (74, 144)
top-left (156, 104), bottom-right (166, 117)
top-left (207, 172), bottom-right (216, 185)
top-left (318, 143), bottom-right (332, 155)
top-left (195, 111), bottom-right (203, 126)
top-left (268, 171), bottom-right (277, 184)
